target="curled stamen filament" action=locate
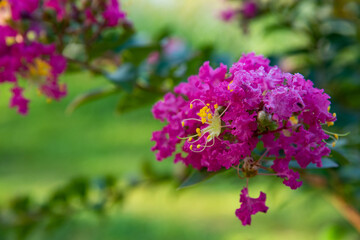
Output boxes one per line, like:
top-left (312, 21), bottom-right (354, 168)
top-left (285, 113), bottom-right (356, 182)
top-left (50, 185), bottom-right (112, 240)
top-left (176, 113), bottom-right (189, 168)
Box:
top-left (323, 130), bottom-right (350, 137)
top-left (189, 137), bottom-right (215, 153)
top-left (180, 101), bottom-right (232, 153)
top-left (189, 99), bottom-right (207, 109)
top-left (322, 130), bottom-right (349, 147)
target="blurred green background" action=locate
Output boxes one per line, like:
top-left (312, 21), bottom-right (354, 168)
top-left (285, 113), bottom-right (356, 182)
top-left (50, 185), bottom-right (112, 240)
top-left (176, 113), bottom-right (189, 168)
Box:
top-left (0, 0), bottom-right (359, 239)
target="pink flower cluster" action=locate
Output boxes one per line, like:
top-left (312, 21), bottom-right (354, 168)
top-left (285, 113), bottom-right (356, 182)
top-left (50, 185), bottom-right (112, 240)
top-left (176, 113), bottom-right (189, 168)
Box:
top-left (220, 0), bottom-right (258, 22)
top-left (0, 0), bottom-right (127, 114)
top-left (45, 0), bottom-right (127, 27)
top-left (151, 53), bottom-right (336, 225)
top-left (0, 26), bottom-right (66, 114)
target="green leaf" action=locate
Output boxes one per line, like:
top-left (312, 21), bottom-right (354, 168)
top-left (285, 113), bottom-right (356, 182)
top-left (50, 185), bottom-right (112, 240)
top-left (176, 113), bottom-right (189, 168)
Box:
top-left (116, 88), bottom-right (161, 114)
top-left (66, 86), bottom-right (122, 114)
top-left (330, 149), bottom-right (350, 165)
top-left (87, 28), bottom-right (134, 60)
top-left (105, 63), bottom-right (138, 92)
top-left (178, 169), bottom-right (226, 190)
top-left (288, 158), bottom-right (339, 169)
top-left (122, 45), bottom-right (160, 66)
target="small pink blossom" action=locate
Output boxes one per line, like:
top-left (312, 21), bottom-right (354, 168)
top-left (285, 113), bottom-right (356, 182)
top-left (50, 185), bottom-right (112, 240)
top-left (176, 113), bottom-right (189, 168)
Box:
top-left (235, 188), bottom-right (268, 226)
top-left (10, 86), bottom-right (29, 115)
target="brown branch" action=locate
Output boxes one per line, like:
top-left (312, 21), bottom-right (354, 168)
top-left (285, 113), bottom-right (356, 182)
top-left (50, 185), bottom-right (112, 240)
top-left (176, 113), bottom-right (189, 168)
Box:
top-left (329, 194), bottom-right (360, 233)
top-left (65, 57), bottom-right (104, 74)
top-left (302, 173), bottom-right (360, 233)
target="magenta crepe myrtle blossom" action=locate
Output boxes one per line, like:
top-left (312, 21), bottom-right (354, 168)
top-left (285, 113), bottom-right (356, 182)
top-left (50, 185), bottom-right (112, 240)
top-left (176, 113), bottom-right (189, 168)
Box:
top-left (220, 8), bottom-right (238, 22)
top-left (21, 42), bottom-right (67, 101)
top-left (241, 0), bottom-right (258, 19)
top-left (0, 26), bottom-right (67, 114)
top-left (44, 0), bottom-right (66, 20)
top-left (220, 0), bottom-right (258, 22)
top-left (8, 0), bottom-right (39, 20)
top-left (103, 0), bottom-right (126, 27)
top-left (151, 52), bottom-right (338, 224)
top-left (43, 0), bottom-right (127, 26)
top-left (1, 0), bottom-right (129, 115)
top-left (10, 86), bottom-right (29, 114)
top-left (235, 188), bottom-right (268, 226)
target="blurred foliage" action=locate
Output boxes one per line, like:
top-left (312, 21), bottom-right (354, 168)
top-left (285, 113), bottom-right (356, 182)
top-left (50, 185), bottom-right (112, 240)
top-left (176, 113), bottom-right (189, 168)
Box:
top-left (0, 161), bottom-right (189, 240)
top-left (65, 27), bottom-right (229, 114)
top-left (2, 0), bottom-right (360, 238)
top-left (0, 176), bottom-right (123, 240)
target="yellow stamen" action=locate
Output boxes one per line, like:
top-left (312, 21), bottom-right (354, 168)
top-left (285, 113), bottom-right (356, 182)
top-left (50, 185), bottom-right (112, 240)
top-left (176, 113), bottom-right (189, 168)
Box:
top-left (26, 31), bottom-right (36, 41)
top-left (0, 0), bottom-right (9, 8)
top-left (190, 103), bottom-right (193, 109)
top-left (214, 104), bottom-right (218, 109)
top-left (188, 137), bottom-right (193, 142)
top-left (201, 118), bottom-right (206, 124)
top-left (333, 113), bottom-right (336, 118)
top-left (200, 111), bottom-right (207, 118)
top-left (182, 121), bottom-right (185, 127)
top-left (190, 145), bottom-right (193, 150)
top-left (197, 144), bottom-right (201, 149)
top-left (29, 58), bottom-right (51, 78)
top-left (230, 89), bottom-right (234, 92)
top-left (227, 81), bottom-right (233, 90)
top-left (207, 135), bottom-right (211, 140)
top-left (5, 37), bottom-right (15, 46)
top-left (332, 142), bottom-right (336, 147)
top-left (206, 103), bottom-right (210, 106)
top-left (334, 134), bottom-right (338, 140)
top-left (208, 113), bottom-right (213, 119)
top-left (327, 106), bottom-right (330, 112)
top-left (327, 121), bottom-right (334, 127)
top-left (289, 116), bottom-right (298, 125)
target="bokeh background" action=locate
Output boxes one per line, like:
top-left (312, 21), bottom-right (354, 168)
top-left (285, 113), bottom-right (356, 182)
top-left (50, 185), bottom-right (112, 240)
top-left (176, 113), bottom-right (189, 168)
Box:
top-left (1, 0), bottom-right (359, 239)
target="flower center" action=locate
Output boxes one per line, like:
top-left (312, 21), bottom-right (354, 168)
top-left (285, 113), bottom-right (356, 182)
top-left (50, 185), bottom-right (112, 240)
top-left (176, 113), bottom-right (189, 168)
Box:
top-left (0, 0), bottom-right (11, 25)
top-left (180, 99), bottom-right (230, 152)
top-left (28, 58), bottom-right (52, 81)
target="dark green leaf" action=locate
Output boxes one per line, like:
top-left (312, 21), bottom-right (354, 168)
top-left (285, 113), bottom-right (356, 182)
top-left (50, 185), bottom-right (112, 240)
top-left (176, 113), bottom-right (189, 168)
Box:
top-left (330, 149), bottom-right (350, 165)
top-left (116, 88), bottom-right (161, 114)
top-left (122, 45), bottom-right (160, 66)
top-left (288, 158), bottom-right (339, 169)
top-left (87, 28), bottom-right (134, 60)
top-left (178, 169), bottom-right (226, 190)
top-left (66, 86), bottom-right (122, 114)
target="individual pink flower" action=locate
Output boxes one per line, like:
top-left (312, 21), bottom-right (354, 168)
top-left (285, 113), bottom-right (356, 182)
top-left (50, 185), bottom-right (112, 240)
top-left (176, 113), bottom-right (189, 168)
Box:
top-left (8, 0), bottom-right (39, 21)
top-left (241, 0), bottom-right (258, 19)
top-left (102, 0), bottom-right (126, 27)
top-left (220, 8), bottom-right (238, 22)
top-left (235, 188), bottom-right (268, 226)
top-left (10, 86), bottom-right (29, 115)
top-left (271, 158), bottom-right (302, 190)
top-left (44, 0), bottom-right (67, 20)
